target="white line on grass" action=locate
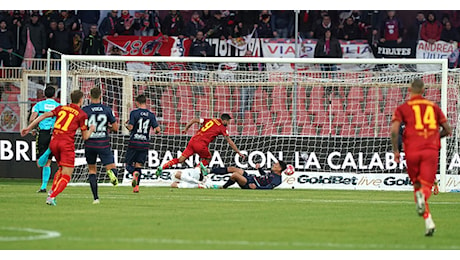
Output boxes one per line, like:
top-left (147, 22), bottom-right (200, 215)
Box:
top-left (62, 236), bottom-right (460, 250)
top-left (0, 227), bottom-right (61, 241)
top-left (46, 193), bottom-right (460, 206)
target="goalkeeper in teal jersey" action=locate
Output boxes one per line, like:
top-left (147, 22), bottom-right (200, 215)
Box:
top-left (29, 86), bottom-right (60, 193)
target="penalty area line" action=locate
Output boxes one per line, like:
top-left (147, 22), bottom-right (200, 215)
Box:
top-left (0, 227), bottom-right (61, 241)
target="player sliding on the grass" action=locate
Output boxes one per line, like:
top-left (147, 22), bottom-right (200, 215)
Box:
top-left (170, 166), bottom-right (208, 189)
top-left (210, 161), bottom-right (287, 190)
top-left (155, 113), bottom-right (244, 176)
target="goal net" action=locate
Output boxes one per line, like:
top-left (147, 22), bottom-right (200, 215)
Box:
top-left (60, 55), bottom-right (459, 192)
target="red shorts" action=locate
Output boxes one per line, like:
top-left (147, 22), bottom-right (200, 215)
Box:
top-left (181, 140), bottom-right (211, 159)
top-left (405, 149), bottom-right (438, 187)
top-left (49, 140), bottom-right (75, 168)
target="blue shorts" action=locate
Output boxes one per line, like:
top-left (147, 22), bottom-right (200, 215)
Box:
top-left (85, 146), bottom-right (115, 166)
top-left (239, 172), bottom-right (256, 189)
top-left (124, 148), bottom-right (148, 167)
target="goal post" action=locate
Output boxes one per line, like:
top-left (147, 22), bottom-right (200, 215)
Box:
top-left (59, 55), bottom-right (457, 192)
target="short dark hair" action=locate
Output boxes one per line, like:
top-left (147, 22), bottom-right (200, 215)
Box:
top-left (278, 161), bottom-right (287, 172)
top-left (90, 87), bottom-right (102, 99)
top-left (411, 78), bottom-right (425, 94)
top-left (136, 94), bottom-right (147, 104)
top-left (44, 86), bottom-right (56, 98)
top-left (221, 113), bottom-right (232, 121)
top-left (70, 89), bottom-right (84, 104)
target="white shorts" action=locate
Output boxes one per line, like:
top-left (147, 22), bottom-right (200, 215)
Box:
top-left (176, 168), bottom-right (201, 189)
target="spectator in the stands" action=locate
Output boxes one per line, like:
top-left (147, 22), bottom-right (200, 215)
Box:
top-left (405, 11), bottom-right (426, 44)
top-left (440, 11), bottom-right (460, 31)
top-left (162, 10), bottom-right (184, 37)
top-left (440, 21), bottom-right (460, 43)
top-left (185, 11), bottom-right (206, 40)
top-left (297, 10), bottom-right (315, 39)
top-left (49, 20), bottom-right (73, 58)
top-left (420, 11), bottom-right (442, 44)
top-left (200, 10), bottom-right (212, 26)
top-left (0, 19), bottom-right (14, 67)
top-left (205, 10), bottom-right (228, 39)
top-left (314, 29), bottom-right (342, 71)
top-left (60, 10), bottom-right (80, 32)
top-left (378, 10), bottom-right (404, 45)
top-left (257, 11), bottom-right (275, 38)
top-left (81, 24), bottom-right (105, 55)
top-left (134, 11), bottom-right (161, 37)
top-left (116, 10), bottom-right (136, 36)
top-left (78, 10), bottom-right (100, 38)
top-left (271, 10), bottom-right (294, 38)
top-left (314, 28), bottom-right (342, 96)
top-left (145, 11), bottom-right (162, 36)
top-left (223, 10), bottom-right (238, 39)
top-left (235, 10), bottom-right (259, 37)
top-left (41, 10), bottom-right (60, 29)
top-left (188, 30), bottom-right (212, 96)
top-left (188, 30), bottom-right (212, 57)
top-left (99, 10), bottom-right (119, 39)
top-left (21, 13), bottom-right (47, 58)
top-left (337, 16), bottom-right (361, 41)
top-left (313, 13), bottom-right (337, 39)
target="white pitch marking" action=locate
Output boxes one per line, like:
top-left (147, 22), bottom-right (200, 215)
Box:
top-left (63, 236), bottom-right (460, 250)
top-left (0, 227), bottom-right (61, 241)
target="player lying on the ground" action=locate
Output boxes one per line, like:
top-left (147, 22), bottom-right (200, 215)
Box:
top-left (170, 166), bottom-right (209, 189)
top-left (210, 161), bottom-right (287, 189)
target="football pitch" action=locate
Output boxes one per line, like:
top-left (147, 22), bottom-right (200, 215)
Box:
top-left (1, 179), bottom-right (459, 251)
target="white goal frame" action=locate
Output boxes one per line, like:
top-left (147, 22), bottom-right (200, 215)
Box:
top-left (60, 55), bottom-right (450, 192)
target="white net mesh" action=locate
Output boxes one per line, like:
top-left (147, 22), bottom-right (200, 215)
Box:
top-left (62, 57), bottom-right (459, 188)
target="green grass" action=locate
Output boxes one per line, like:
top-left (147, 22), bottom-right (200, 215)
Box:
top-left (0, 178), bottom-right (459, 250)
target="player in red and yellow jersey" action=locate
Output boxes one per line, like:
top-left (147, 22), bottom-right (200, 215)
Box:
top-left (156, 113), bottom-right (244, 176)
top-left (390, 78), bottom-right (452, 236)
top-left (21, 90), bottom-right (95, 206)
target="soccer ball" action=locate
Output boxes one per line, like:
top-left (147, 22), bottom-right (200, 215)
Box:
top-left (283, 164), bottom-right (295, 176)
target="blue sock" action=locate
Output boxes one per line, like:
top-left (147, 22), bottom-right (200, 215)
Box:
top-left (126, 165), bottom-right (135, 174)
top-left (211, 167), bottom-right (228, 175)
top-left (110, 168), bottom-right (118, 177)
top-left (41, 166), bottom-right (51, 190)
top-left (88, 174), bottom-right (98, 200)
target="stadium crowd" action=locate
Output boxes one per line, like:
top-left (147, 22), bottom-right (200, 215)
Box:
top-left (1, 10), bottom-right (460, 66)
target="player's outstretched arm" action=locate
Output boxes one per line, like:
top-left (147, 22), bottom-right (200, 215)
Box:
top-left (153, 126), bottom-right (161, 134)
top-left (224, 136), bottom-right (245, 159)
top-left (21, 111), bottom-right (54, 137)
top-left (390, 120), bottom-right (401, 163)
top-left (182, 118), bottom-right (200, 134)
